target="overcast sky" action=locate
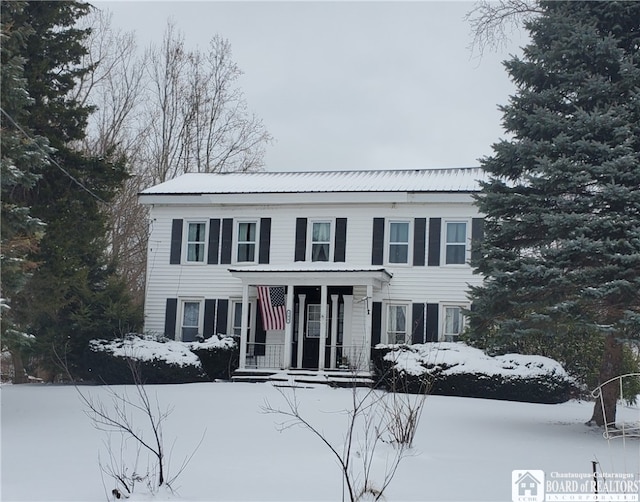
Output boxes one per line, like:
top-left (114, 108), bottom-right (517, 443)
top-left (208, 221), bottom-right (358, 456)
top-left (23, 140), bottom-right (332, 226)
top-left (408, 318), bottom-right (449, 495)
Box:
top-left (94, 1), bottom-right (529, 172)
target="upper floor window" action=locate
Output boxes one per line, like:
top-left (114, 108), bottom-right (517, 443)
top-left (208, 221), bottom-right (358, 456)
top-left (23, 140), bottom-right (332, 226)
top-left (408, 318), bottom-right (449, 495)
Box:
top-left (237, 221), bottom-right (257, 262)
top-left (311, 221), bottom-right (331, 262)
top-left (386, 304), bottom-right (407, 344)
top-left (445, 222), bottom-right (467, 265)
top-left (388, 221), bottom-right (410, 264)
top-left (186, 222), bottom-right (206, 262)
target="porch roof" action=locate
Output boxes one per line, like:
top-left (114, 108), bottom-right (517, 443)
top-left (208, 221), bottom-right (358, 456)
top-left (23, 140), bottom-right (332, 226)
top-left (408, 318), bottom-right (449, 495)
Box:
top-left (228, 264), bottom-right (392, 287)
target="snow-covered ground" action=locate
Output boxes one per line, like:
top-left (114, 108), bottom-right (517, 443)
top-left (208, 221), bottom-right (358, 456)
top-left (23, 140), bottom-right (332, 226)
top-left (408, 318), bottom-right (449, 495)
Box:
top-left (1, 381), bottom-right (638, 502)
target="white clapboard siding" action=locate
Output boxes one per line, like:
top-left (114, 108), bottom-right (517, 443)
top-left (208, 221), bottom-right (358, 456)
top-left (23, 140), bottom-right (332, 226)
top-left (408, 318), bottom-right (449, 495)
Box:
top-left (141, 169), bottom-right (486, 344)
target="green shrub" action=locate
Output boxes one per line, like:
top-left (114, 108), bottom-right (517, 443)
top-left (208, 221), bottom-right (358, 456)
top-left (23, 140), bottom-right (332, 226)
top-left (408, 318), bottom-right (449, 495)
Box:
top-left (83, 335), bottom-right (207, 384)
top-left (82, 334), bottom-right (239, 384)
top-left (373, 343), bottom-right (576, 404)
top-left (189, 336), bottom-right (239, 380)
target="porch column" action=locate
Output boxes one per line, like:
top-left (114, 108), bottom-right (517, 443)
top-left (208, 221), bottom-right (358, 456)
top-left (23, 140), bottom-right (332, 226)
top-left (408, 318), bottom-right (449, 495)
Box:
top-left (282, 284), bottom-right (295, 369)
top-left (239, 282), bottom-right (250, 369)
top-left (362, 283), bottom-right (373, 371)
top-left (318, 284), bottom-right (328, 370)
top-left (329, 294), bottom-right (339, 369)
top-left (296, 294), bottom-right (306, 368)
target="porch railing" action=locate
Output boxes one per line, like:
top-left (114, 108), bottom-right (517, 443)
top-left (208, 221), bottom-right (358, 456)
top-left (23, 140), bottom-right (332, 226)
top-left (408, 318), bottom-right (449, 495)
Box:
top-left (243, 342), bottom-right (370, 371)
top-left (244, 343), bottom-right (284, 369)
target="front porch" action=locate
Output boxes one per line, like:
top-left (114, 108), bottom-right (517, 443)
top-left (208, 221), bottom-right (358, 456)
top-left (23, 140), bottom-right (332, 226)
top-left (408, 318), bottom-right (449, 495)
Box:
top-left (228, 265), bottom-right (392, 377)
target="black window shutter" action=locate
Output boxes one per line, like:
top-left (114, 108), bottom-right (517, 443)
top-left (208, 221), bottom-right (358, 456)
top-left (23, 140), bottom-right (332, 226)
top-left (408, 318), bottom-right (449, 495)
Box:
top-left (294, 218), bottom-right (307, 261)
top-left (426, 303), bottom-right (439, 342)
top-left (215, 299), bottom-right (228, 336)
top-left (334, 218), bottom-right (347, 262)
top-left (427, 218), bottom-right (441, 266)
top-left (169, 219), bottom-right (183, 264)
top-left (207, 219), bottom-right (221, 264)
top-left (164, 298), bottom-right (178, 339)
top-left (220, 218), bottom-right (233, 264)
top-left (413, 218), bottom-right (426, 266)
top-left (471, 218), bottom-right (484, 266)
top-left (371, 301), bottom-right (382, 346)
top-left (203, 299), bottom-right (216, 339)
top-left (411, 303), bottom-right (425, 344)
top-left (259, 218), bottom-right (272, 264)
top-left (371, 218), bottom-right (385, 265)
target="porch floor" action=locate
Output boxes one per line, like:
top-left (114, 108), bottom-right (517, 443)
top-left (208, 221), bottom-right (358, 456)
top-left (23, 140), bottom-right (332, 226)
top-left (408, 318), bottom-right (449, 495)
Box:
top-left (231, 368), bottom-right (375, 388)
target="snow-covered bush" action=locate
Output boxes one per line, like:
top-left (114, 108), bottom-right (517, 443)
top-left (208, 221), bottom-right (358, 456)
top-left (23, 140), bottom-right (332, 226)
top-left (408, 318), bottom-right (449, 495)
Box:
top-left (373, 343), bottom-right (577, 404)
top-left (83, 334), bottom-right (237, 384)
top-left (190, 335), bottom-right (239, 380)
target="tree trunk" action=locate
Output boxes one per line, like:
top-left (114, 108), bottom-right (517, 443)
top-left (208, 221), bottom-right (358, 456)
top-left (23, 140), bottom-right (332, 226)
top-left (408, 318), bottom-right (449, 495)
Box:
top-left (11, 350), bottom-right (29, 384)
top-left (588, 333), bottom-right (623, 427)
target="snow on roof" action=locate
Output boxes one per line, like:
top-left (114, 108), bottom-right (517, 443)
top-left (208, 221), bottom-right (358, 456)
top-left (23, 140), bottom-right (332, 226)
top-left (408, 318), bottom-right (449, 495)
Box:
top-left (139, 168), bottom-right (487, 195)
top-left (227, 264), bottom-right (390, 273)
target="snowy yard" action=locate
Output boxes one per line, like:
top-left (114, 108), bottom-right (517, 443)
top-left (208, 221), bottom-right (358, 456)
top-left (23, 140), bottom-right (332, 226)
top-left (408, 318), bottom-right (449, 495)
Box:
top-left (1, 381), bottom-right (638, 502)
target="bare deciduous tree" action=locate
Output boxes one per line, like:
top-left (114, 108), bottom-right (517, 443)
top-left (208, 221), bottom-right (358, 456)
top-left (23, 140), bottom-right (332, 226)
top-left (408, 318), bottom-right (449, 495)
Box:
top-left (76, 12), bottom-right (272, 304)
top-left (465, 0), bottom-right (542, 56)
top-left (144, 23), bottom-right (271, 182)
top-left (74, 8), bottom-right (147, 158)
top-left (76, 359), bottom-right (204, 499)
top-left (263, 375), bottom-right (429, 502)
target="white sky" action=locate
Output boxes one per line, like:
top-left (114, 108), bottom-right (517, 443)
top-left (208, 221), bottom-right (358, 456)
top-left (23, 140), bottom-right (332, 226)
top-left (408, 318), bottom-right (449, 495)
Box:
top-left (94, 1), bottom-right (530, 172)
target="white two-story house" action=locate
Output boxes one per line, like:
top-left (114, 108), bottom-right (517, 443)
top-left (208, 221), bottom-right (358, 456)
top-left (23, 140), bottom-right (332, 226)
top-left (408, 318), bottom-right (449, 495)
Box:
top-left (138, 168), bottom-right (486, 380)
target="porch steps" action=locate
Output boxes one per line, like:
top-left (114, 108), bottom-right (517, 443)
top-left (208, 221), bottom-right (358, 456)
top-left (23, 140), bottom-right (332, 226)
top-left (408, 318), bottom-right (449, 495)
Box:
top-left (231, 369), bottom-right (375, 388)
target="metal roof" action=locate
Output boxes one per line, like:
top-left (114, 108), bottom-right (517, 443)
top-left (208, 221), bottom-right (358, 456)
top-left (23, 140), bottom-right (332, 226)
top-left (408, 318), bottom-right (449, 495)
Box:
top-left (139, 168), bottom-right (487, 195)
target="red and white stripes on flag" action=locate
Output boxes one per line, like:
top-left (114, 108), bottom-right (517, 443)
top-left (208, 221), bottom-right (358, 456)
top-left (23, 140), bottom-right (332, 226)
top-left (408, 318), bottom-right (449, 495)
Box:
top-left (257, 286), bottom-right (286, 331)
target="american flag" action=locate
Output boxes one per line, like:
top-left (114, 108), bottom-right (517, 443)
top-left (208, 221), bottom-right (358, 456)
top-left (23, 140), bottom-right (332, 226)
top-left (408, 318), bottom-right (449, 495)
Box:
top-left (257, 286), bottom-right (286, 331)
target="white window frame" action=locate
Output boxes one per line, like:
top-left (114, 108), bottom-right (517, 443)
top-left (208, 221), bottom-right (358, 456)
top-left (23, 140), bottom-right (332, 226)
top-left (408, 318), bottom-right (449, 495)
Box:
top-left (386, 220), bottom-right (411, 265)
top-left (234, 219), bottom-right (259, 264)
top-left (307, 220), bottom-right (334, 262)
top-left (184, 221), bottom-right (208, 264)
top-left (178, 298), bottom-right (204, 341)
top-left (440, 304), bottom-right (468, 342)
top-left (384, 301), bottom-right (410, 344)
top-left (443, 220), bottom-right (469, 266)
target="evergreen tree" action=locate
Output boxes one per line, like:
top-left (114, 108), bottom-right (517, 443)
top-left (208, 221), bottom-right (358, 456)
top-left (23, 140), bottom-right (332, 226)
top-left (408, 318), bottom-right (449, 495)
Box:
top-left (8, 1), bottom-right (141, 379)
top-left (468, 1), bottom-right (640, 426)
top-left (0, 1), bottom-right (50, 382)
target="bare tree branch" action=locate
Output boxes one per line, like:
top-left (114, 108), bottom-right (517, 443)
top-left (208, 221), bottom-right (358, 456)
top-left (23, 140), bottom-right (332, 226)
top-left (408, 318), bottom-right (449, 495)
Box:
top-left (465, 0), bottom-right (542, 57)
top-left (262, 373), bottom-right (428, 502)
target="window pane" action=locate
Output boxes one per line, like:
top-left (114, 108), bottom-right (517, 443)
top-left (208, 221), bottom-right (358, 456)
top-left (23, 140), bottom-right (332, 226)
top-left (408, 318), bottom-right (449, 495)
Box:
top-left (387, 305), bottom-right (406, 331)
top-left (183, 302), bottom-right (200, 327)
top-left (312, 222), bottom-right (330, 242)
top-left (188, 223), bottom-right (205, 242)
top-left (312, 243), bottom-right (329, 261)
top-left (389, 222), bottom-right (409, 263)
top-left (389, 244), bottom-right (408, 263)
top-left (239, 222), bottom-right (256, 241)
top-left (446, 245), bottom-right (466, 264)
top-left (307, 304), bottom-right (321, 337)
top-left (390, 222), bottom-right (409, 242)
top-left (188, 243), bottom-right (204, 262)
top-left (447, 222), bottom-right (466, 243)
top-left (187, 223), bottom-right (206, 262)
top-left (445, 307), bottom-right (461, 334)
top-left (237, 243), bottom-right (255, 262)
